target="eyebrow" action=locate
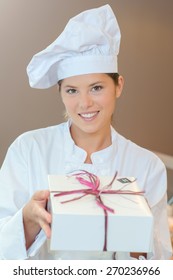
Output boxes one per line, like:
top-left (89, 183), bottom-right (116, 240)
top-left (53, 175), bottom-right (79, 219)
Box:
top-left (64, 85), bottom-right (78, 88)
top-left (89, 81), bottom-right (104, 86)
top-left (63, 81), bottom-right (104, 88)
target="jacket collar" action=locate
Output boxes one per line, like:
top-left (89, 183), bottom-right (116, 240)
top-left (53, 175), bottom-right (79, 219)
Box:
top-left (64, 120), bottom-right (117, 169)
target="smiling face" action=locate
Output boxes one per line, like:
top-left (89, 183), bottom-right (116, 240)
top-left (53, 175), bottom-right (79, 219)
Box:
top-left (60, 73), bottom-right (123, 140)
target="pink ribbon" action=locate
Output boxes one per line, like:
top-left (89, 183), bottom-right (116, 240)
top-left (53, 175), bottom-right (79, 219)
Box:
top-left (51, 170), bottom-right (144, 251)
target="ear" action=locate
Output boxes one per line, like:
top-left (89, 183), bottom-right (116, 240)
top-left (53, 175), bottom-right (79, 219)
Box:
top-left (116, 75), bottom-right (124, 98)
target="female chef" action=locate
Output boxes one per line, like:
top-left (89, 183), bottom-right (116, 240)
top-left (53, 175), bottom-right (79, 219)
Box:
top-left (0, 5), bottom-right (172, 259)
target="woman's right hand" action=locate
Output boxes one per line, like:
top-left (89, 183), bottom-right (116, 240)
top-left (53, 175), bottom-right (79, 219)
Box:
top-left (23, 190), bottom-right (52, 249)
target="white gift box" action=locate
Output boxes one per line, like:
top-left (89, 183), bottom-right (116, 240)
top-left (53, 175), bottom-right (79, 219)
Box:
top-left (48, 174), bottom-right (153, 252)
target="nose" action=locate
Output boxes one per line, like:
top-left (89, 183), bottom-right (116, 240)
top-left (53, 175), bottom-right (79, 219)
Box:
top-left (79, 92), bottom-right (93, 110)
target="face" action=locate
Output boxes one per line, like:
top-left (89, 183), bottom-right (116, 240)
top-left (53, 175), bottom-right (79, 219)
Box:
top-left (60, 73), bottom-right (123, 138)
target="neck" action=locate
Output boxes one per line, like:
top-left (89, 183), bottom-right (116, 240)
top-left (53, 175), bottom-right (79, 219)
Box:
top-left (70, 124), bottom-right (112, 163)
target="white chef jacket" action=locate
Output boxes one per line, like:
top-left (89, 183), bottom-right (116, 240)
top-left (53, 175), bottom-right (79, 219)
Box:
top-left (0, 121), bottom-right (172, 259)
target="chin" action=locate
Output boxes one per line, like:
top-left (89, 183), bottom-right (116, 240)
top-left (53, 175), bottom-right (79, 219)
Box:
top-left (80, 124), bottom-right (105, 135)
top-left (71, 118), bottom-right (109, 135)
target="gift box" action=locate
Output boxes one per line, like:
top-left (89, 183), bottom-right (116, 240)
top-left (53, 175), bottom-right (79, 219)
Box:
top-left (48, 173), bottom-right (153, 252)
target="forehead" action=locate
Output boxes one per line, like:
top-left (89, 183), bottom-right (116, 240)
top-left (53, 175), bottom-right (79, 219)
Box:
top-left (60, 73), bottom-right (113, 86)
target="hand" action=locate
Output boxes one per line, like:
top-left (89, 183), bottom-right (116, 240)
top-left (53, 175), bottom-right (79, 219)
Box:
top-left (23, 190), bottom-right (51, 249)
top-left (130, 252), bottom-right (147, 259)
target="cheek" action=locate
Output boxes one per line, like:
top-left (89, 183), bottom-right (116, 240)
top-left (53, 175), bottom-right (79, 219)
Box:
top-left (62, 97), bottom-right (76, 113)
top-left (99, 93), bottom-right (116, 108)
top-left (103, 95), bottom-right (116, 115)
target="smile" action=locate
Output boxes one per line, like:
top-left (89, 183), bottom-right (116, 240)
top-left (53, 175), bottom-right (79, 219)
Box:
top-left (79, 111), bottom-right (99, 120)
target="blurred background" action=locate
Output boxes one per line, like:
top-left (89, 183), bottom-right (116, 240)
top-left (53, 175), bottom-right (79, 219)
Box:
top-left (0, 0), bottom-right (172, 202)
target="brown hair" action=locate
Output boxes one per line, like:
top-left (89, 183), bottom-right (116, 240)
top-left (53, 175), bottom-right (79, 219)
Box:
top-left (106, 73), bottom-right (120, 85)
top-left (58, 73), bottom-right (120, 90)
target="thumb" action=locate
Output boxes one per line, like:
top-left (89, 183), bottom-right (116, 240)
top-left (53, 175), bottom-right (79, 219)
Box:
top-left (33, 190), bottom-right (50, 201)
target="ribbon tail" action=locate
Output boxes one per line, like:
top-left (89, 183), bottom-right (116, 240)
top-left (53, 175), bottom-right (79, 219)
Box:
top-left (97, 196), bottom-right (109, 251)
top-left (103, 209), bottom-right (108, 251)
top-left (61, 193), bottom-right (87, 204)
top-left (96, 199), bottom-right (114, 213)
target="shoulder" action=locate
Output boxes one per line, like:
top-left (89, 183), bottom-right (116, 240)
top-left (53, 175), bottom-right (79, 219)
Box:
top-left (16, 122), bottom-right (66, 142)
top-left (8, 122), bottom-right (67, 153)
top-left (113, 129), bottom-right (166, 206)
top-left (115, 129), bottom-right (165, 168)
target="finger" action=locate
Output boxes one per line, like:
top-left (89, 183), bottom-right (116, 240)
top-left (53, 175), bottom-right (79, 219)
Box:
top-left (33, 190), bottom-right (50, 201)
top-left (39, 219), bottom-right (52, 239)
top-left (36, 207), bottom-right (52, 237)
top-left (36, 204), bottom-right (52, 224)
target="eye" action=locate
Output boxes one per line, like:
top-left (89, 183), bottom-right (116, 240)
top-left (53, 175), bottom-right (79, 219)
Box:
top-left (91, 85), bottom-right (103, 93)
top-left (66, 88), bottom-right (78, 95)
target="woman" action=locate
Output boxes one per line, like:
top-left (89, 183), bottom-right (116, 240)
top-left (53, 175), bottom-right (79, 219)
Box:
top-left (0, 5), bottom-right (172, 260)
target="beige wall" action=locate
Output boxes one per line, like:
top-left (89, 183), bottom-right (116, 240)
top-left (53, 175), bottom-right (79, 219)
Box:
top-left (0, 0), bottom-right (173, 165)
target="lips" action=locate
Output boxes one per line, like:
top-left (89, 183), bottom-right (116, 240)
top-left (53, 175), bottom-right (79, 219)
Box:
top-left (79, 111), bottom-right (99, 120)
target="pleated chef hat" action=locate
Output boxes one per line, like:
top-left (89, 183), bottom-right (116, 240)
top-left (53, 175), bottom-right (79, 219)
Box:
top-left (27, 4), bottom-right (121, 89)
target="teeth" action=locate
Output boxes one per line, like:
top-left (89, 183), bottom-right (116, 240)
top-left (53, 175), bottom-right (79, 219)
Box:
top-left (80, 112), bottom-right (98, 118)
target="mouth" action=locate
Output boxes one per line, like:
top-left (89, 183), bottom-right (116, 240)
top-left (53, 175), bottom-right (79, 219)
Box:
top-left (78, 111), bottom-right (99, 121)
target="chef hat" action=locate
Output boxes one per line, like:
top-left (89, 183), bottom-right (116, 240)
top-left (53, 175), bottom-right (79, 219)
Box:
top-left (27, 4), bottom-right (121, 89)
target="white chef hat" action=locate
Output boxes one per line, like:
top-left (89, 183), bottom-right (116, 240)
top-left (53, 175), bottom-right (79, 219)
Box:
top-left (27, 4), bottom-right (121, 89)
